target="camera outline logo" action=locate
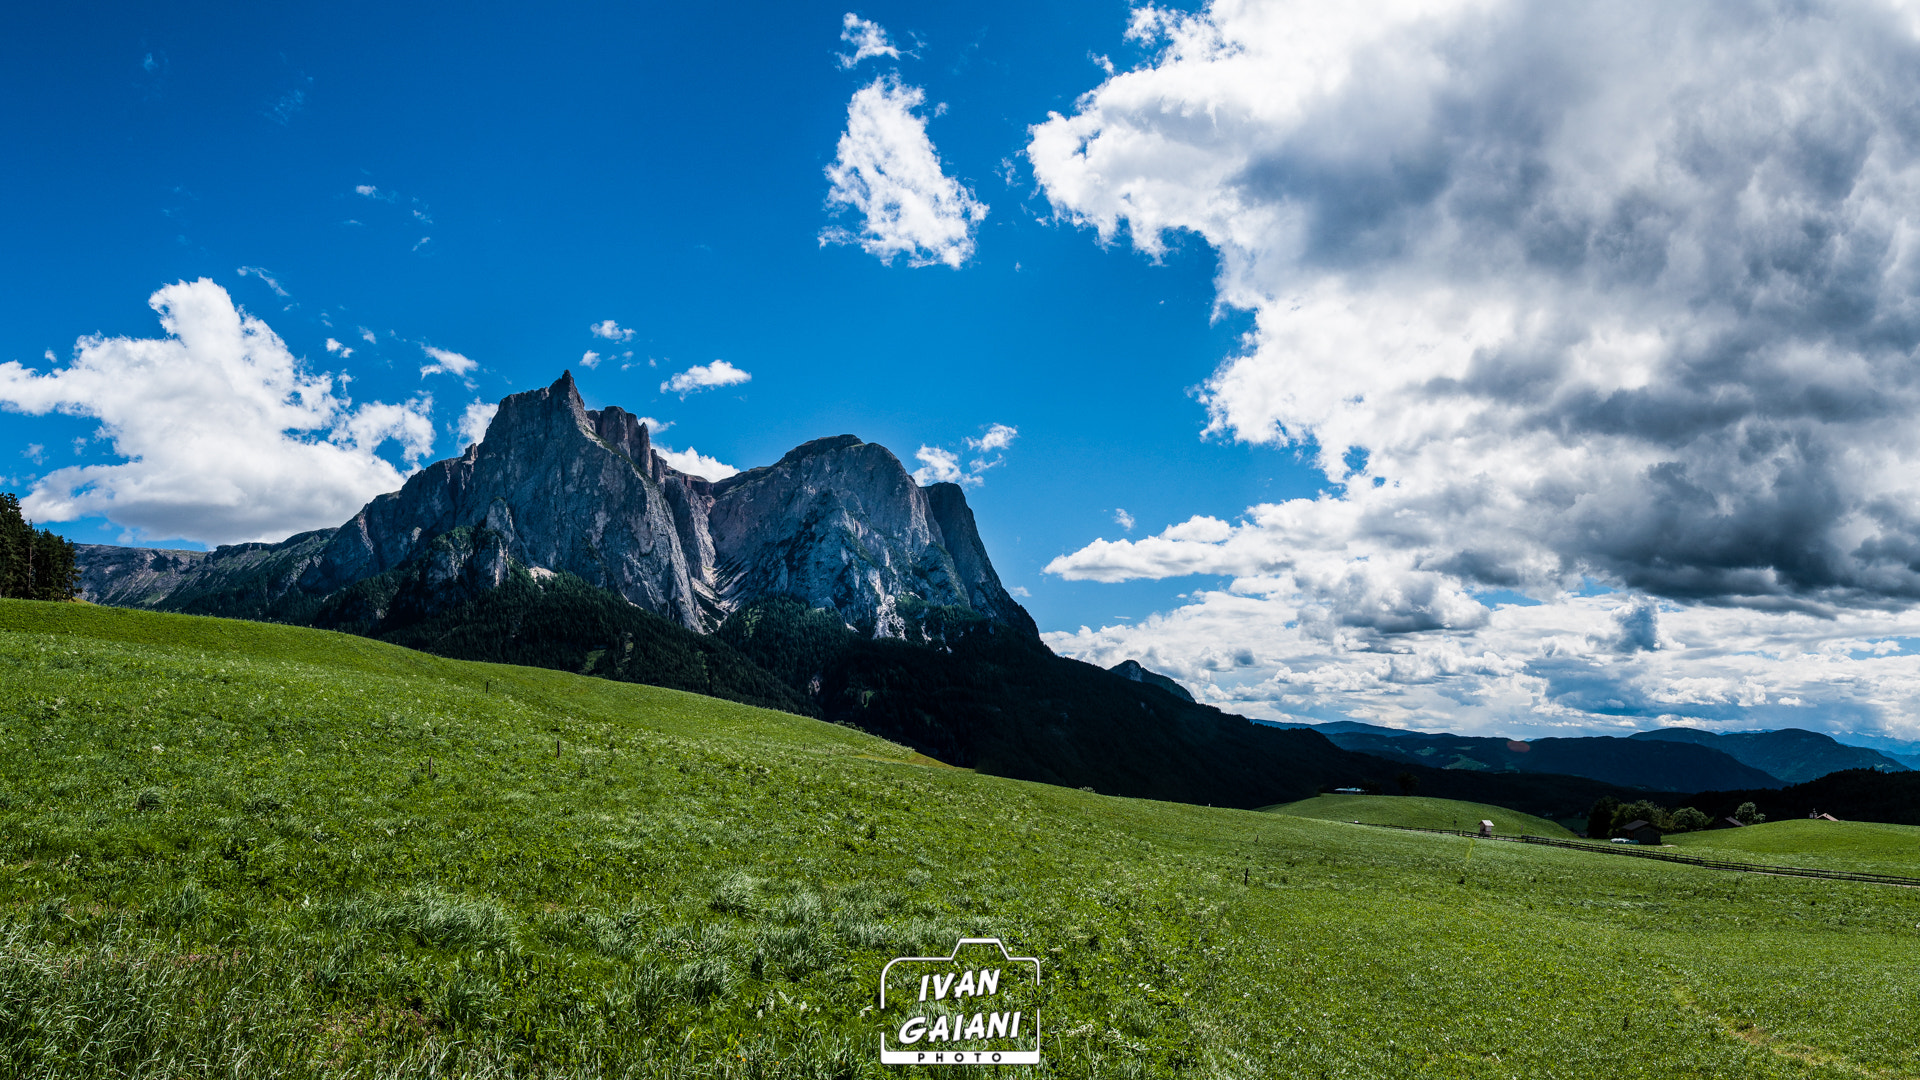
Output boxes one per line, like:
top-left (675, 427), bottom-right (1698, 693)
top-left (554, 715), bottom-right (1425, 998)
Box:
top-left (878, 937), bottom-right (1041, 1065)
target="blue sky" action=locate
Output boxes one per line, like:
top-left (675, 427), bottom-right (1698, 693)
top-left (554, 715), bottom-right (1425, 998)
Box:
top-left (14, 1), bottom-right (1920, 744)
top-left (0, 0), bottom-right (1292, 629)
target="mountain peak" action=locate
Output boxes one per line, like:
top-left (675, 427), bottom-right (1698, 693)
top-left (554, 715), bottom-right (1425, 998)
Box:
top-left (783, 434), bottom-right (864, 460)
top-left (77, 374), bottom-right (1037, 644)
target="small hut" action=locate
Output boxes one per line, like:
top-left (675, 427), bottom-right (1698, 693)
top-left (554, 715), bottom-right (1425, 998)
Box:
top-left (1478, 820), bottom-right (1494, 838)
top-left (1620, 819), bottom-right (1663, 845)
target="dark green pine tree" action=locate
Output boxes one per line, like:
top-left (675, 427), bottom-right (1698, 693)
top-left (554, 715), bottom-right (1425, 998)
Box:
top-left (0, 494), bottom-right (31, 599)
top-left (0, 493), bottom-right (79, 601)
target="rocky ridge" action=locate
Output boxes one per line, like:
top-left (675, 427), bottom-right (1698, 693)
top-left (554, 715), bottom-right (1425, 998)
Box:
top-left (77, 372), bottom-right (1034, 639)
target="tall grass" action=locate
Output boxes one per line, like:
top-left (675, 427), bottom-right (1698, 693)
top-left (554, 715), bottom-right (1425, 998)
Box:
top-left (4, 600), bottom-right (1920, 1077)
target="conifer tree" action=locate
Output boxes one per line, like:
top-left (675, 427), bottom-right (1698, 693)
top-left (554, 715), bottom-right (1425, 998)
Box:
top-left (0, 493), bottom-right (80, 601)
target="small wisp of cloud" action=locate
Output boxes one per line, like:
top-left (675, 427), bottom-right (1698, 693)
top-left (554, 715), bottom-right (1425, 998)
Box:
top-left (838, 13), bottom-right (901, 68)
top-left (1113, 509), bottom-right (1135, 532)
top-left (265, 76), bottom-right (311, 125)
top-left (419, 346), bottom-right (477, 385)
top-left (590, 319), bottom-right (636, 342)
top-left (912, 423), bottom-right (1018, 486)
top-left (235, 266), bottom-right (288, 298)
top-left (324, 337), bottom-right (352, 358)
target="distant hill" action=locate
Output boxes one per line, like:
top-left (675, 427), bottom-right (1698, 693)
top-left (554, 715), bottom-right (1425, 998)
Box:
top-left (1683, 769), bottom-right (1920, 827)
top-left (1261, 720), bottom-right (1448, 738)
top-left (1321, 731), bottom-right (1782, 792)
top-left (1666, 819), bottom-right (1920, 877)
top-left (1629, 727), bottom-right (1905, 784)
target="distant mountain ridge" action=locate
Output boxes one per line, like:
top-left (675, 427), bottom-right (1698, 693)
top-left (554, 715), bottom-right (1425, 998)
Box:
top-left (1319, 730), bottom-right (1783, 792)
top-left (1251, 720), bottom-right (1907, 791)
top-left (1628, 727), bottom-right (1906, 785)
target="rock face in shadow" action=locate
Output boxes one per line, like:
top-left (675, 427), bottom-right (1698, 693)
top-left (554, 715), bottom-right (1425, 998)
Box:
top-left (75, 371), bottom-right (1035, 640)
top-left (298, 372), bottom-right (703, 629)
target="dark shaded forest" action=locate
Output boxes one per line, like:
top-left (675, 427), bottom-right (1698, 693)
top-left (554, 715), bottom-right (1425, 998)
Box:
top-left (0, 493), bottom-right (78, 602)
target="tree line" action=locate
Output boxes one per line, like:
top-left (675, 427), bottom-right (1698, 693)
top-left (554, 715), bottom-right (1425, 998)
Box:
top-left (1586, 796), bottom-right (1763, 839)
top-left (0, 493), bottom-right (80, 601)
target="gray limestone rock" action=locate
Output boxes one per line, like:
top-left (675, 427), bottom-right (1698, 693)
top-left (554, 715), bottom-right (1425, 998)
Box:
top-left (706, 436), bottom-right (1034, 636)
top-left (72, 371), bottom-right (1036, 641)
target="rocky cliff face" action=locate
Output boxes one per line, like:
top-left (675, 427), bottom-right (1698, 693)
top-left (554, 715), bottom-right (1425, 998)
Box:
top-left (76, 372), bottom-right (1034, 640)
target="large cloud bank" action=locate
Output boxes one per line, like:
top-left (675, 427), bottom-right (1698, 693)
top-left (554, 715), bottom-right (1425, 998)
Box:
top-left (0, 279), bottom-right (433, 546)
top-left (1030, 0), bottom-right (1920, 737)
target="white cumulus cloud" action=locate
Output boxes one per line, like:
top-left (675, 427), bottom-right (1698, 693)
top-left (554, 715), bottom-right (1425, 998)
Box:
top-left (324, 337), bottom-right (352, 358)
top-left (1027, 0), bottom-right (1920, 741)
top-left (0, 279), bottom-right (434, 545)
top-left (661, 360), bottom-right (751, 397)
top-left (911, 445), bottom-right (963, 485)
top-left (580, 350), bottom-right (601, 370)
top-left (654, 445), bottom-right (738, 481)
top-left (457, 400), bottom-right (498, 447)
top-left (838, 12), bottom-right (901, 68)
top-left (822, 76), bottom-right (987, 268)
top-left (967, 423), bottom-right (1017, 453)
top-left (590, 319), bottom-right (635, 342)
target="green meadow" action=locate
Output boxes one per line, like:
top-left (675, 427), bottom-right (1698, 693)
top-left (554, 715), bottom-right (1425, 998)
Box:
top-left (1265, 794), bottom-right (1577, 840)
top-left (5, 599), bottom-right (1920, 1078)
top-left (1665, 819), bottom-right (1920, 878)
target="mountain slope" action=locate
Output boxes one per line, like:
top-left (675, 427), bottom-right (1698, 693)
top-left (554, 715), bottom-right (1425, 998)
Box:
top-left (715, 596), bottom-right (1645, 818)
top-left (1108, 658), bottom-right (1195, 701)
top-left (1630, 727), bottom-right (1907, 784)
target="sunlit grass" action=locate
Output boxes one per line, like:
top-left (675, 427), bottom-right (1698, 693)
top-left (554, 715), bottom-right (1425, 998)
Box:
top-left (1265, 793), bottom-right (1577, 839)
top-left (4, 599), bottom-right (1920, 1078)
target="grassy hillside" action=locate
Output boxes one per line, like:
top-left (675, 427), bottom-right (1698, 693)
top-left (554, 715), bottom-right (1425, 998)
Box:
top-left (1265, 794), bottom-right (1577, 839)
top-left (1665, 819), bottom-right (1920, 878)
top-left (6, 600), bottom-right (1920, 1078)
